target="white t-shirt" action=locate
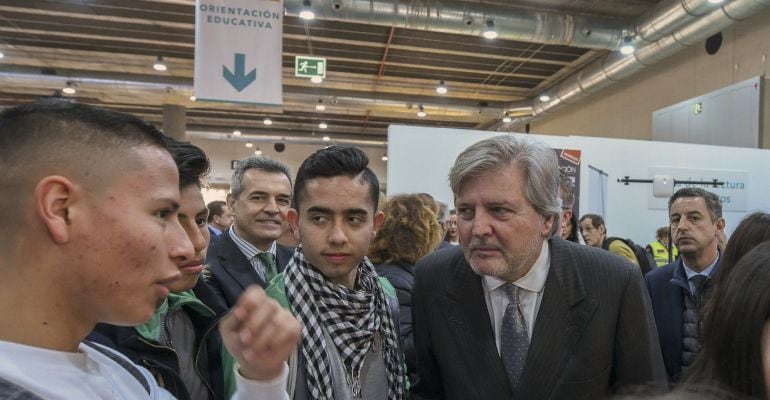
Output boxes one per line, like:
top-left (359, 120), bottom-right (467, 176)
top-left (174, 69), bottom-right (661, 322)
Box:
top-left (0, 340), bottom-right (289, 400)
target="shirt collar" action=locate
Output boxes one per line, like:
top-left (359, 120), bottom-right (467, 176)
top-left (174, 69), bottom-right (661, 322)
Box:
top-left (682, 252), bottom-right (720, 279)
top-left (208, 225), bottom-right (222, 236)
top-left (483, 239), bottom-right (551, 294)
top-left (228, 228), bottom-right (276, 260)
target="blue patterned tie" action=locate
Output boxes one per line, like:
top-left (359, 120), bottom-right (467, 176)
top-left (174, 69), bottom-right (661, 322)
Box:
top-left (501, 283), bottom-right (529, 389)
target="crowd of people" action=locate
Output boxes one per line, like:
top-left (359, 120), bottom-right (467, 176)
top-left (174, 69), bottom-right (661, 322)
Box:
top-left (1, 98), bottom-right (769, 400)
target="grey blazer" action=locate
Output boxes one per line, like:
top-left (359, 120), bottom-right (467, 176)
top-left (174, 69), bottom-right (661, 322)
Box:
top-left (205, 229), bottom-right (294, 308)
top-left (411, 238), bottom-right (667, 400)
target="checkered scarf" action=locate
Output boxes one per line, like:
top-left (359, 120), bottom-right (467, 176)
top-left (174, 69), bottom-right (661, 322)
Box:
top-left (284, 247), bottom-right (405, 400)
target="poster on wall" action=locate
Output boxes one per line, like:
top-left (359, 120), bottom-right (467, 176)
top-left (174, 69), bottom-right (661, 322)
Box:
top-left (555, 149), bottom-right (582, 217)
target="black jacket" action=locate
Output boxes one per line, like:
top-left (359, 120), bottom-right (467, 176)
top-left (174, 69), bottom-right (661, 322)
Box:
top-left (205, 228), bottom-right (294, 307)
top-left (88, 280), bottom-right (230, 400)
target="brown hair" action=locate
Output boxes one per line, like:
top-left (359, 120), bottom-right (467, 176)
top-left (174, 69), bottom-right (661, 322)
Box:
top-left (368, 194), bottom-right (443, 265)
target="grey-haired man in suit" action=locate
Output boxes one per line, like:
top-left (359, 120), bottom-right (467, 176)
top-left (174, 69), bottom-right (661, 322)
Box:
top-left (412, 135), bottom-right (666, 400)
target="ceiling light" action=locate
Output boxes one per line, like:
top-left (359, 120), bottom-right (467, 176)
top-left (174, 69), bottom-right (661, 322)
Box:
top-left (310, 76), bottom-right (323, 84)
top-left (0, 51), bottom-right (4, 59)
top-left (436, 80), bottom-right (448, 94)
top-left (322, 135), bottom-right (331, 141)
top-left (189, 95), bottom-right (196, 101)
top-left (318, 122), bottom-right (328, 129)
top-left (263, 118), bottom-right (273, 125)
top-left (381, 154), bottom-right (388, 161)
top-left (707, 0), bottom-right (724, 3)
top-left (61, 81), bottom-right (76, 95)
top-left (315, 99), bottom-right (326, 111)
top-left (502, 112), bottom-right (512, 123)
top-left (417, 104), bottom-right (426, 118)
top-left (232, 130), bottom-right (242, 136)
top-left (254, 148), bottom-right (262, 155)
top-left (153, 56), bottom-right (167, 71)
top-left (539, 94), bottom-right (551, 102)
top-left (482, 20), bottom-right (498, 40)
top-left (619, 35), bottom-right (635, 55)
top-left (245, 142), bottom-right (254, 148)
top-left (298, 0), bottom-right (315, 20)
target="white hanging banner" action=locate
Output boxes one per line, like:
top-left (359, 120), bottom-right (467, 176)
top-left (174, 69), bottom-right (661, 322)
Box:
top-left (194, 0), bottom-right (283, 105)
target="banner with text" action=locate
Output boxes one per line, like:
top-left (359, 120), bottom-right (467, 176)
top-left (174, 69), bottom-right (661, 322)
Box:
top-left (194, 0), bottom-right (283, 105)
top-left (647, 166), bottom-right (749, 211)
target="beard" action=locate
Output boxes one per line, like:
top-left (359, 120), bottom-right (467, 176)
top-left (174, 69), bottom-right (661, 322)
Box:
top-left (465, 233), bottom-right (543, 281)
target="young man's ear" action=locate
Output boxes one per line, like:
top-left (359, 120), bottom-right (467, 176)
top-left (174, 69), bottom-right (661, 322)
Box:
top-left (371, 210), bottom-right (385, 239)
top-left (34, 176), bottom-right (78, 244)
top-left (287, 208), bottom-right (301, 241)
top-left (226, 193), bottom-right (235, 209)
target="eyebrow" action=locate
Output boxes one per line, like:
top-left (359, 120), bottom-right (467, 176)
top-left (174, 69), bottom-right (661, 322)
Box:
top-left (159, 198), bottom-right (181, 212)
top-left (306, 206), bottom-right (369, 216)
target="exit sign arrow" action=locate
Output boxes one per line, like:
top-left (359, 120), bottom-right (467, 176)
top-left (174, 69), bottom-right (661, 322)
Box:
top-left (223, 53), bottom-right (257, 92)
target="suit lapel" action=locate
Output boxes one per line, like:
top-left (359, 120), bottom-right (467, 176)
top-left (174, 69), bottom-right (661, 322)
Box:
top-left (437, 256), bottom-right (511, 396)
top-left (516, 239), bottom-right (598, 399)
top-left (217, 233), bottom-right (266, 289)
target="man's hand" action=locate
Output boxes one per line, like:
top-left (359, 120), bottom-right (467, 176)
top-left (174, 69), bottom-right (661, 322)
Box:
top-left (219, 285), bottom-right (302, 381)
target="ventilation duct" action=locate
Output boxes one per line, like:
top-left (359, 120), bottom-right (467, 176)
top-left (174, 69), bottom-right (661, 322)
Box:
top-left (284, 0), bottom-right (624, 49)
top-left (531, 0), bottom-right (770, 117)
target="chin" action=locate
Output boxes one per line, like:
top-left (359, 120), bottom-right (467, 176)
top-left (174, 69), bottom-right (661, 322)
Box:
top-left (168, 276), bottom-right (199, 293)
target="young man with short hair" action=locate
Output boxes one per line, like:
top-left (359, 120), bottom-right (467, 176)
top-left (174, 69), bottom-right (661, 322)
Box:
top-left (266, 146), bottom-right (407, 399)
top-left (0, 99), bottom-right (300, 399)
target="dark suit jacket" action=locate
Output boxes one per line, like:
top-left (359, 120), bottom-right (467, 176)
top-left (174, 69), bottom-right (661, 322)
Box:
top-left (645, 259), bottom-right (715, 383)
top-left (412, 238), bottom-right (667, 400)
top-left (205, 229), bottom-right (294, 307)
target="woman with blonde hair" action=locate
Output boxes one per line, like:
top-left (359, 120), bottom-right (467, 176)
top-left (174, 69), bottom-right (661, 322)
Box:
top-left (369, 194), bottom-right (443, 380)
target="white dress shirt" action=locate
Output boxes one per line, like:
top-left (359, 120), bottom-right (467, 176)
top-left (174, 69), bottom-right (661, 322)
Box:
top-left (482, 240), bottom-right (551, 354)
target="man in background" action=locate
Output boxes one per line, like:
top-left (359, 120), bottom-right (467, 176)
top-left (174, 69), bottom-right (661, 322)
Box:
top-left (206, 156), bottom-right (295, 307)
top-left (646, 188), bottom-right (724, 383)
top-left (579, 214), bottom-right (640, 267)
top-left (207, 200), bottom-right (233, 241)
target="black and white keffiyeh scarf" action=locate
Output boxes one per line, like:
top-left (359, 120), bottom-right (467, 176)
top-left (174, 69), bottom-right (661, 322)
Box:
top-left (284, 247), bottom-right (405, 400)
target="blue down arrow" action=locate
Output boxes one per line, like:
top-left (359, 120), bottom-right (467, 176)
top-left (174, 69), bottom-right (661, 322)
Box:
top-left (222, 53), bottom-right (257, 92)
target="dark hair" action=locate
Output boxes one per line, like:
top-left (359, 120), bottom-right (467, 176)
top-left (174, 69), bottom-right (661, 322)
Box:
top-left (293, 146), bottom-right (379, 211)
top-left (231, 156), bottom-right (292, 199)
top-left (206, 200), bottom-right (227, 223)
top-left (711, 212), bottom-right (770, 286)
top-left (656, 226), bottom-right (670, 241)
top-left (668, 188), bottom-right (722, 221)
top-left (565, 213), bottom-right (580, 243)
top-left (579, 213), bottom-right (605, 229)
top-left (685, 241), bottom-right (770, 397)
top-left (0, 98), bottom-right (169, 254)
top-left (369, 194), bottom-right (443, 265)
top-left (166, 139), bottom-right (209, 189)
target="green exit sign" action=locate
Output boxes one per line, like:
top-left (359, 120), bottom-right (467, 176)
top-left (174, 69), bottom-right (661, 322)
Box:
top-left (295, 56), bottom-right (326, 78)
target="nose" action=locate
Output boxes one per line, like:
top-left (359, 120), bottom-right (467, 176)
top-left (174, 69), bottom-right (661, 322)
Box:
top-left (470, 209), bottom-right (492, 238)
top-left (168, 217), bottom-right (195, 268)
top-left (262, 197), bottom-right (279, 214)
top-left (328, 219), bottom-right (349, 246)
top-left (190, 224), bottom-right (209, 255)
